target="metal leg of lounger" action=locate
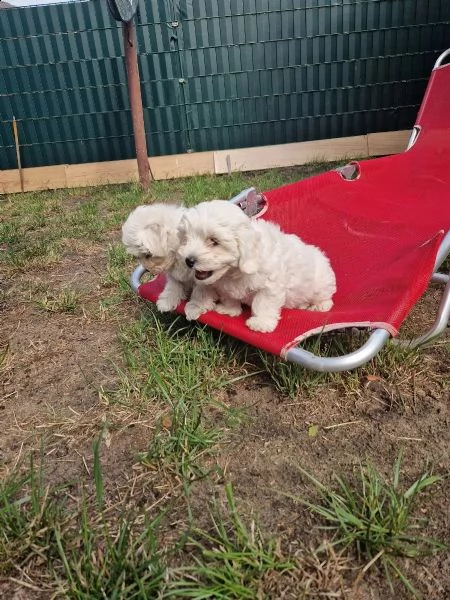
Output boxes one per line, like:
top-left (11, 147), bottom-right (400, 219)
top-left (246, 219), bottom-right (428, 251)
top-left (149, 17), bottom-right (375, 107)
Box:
top-left (130, 264), bottom-right (148, 293)
top-left (285, 329), bottom-right (391, 373)
top-left (433, 231), bottom-right (450, 272)
top-left (432, 272), bottom-right (449, 284)
top-left (396, 231), bottom-right (450, 349)
top-left (399, 274), bottom-right (450, 349)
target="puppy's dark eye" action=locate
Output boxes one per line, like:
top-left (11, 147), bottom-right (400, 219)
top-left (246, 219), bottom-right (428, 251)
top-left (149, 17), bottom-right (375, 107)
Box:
top-left (209, 238), bottom-right (219, 246)
top-left (144, 253), bottom-right (152, 259)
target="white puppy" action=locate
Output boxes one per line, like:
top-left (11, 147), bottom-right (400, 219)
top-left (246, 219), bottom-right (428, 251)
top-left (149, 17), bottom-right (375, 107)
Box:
top-left (122, 203), bottom-right (193, 312)
top-left (178, 200), bottom-right (336, 332)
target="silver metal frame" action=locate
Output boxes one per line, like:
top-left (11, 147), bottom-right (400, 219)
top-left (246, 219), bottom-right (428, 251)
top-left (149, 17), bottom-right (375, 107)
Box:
top-left (285, 329), bottom-right (391, 372)
top-left (130, 264), bottom-right (148, 293)
top-left (435, 48), bottom-right (450, 68)
top-left (406, 126), bottom-right (421, 151)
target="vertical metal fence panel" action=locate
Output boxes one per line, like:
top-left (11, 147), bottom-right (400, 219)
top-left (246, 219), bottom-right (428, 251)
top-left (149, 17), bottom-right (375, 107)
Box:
top-left (0, 0), bottom-right (450, 169)
top-left (0, 0), bottom-right (187, 169)
top-left (177, 0), bottom-right (450, 153)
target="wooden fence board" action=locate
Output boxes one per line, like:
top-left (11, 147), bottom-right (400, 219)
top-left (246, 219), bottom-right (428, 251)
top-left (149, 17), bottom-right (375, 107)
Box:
top-left (0, 130), bottom-right (410, 195)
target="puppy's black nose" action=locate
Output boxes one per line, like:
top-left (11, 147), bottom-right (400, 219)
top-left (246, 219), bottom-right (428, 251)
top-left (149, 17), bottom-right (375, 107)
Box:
top-left (185, 256), bottom-right (196, 268)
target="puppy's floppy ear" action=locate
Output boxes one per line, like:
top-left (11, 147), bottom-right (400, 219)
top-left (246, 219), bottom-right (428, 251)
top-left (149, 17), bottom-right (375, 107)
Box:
top-left (177, 214), bottom-right (187, 234)
top-left (144, 222), bottom-right (161, 233)
top-left (134, 222), bottom-right (162, 253)
top-left (236, 221), bottom-right (260, 274)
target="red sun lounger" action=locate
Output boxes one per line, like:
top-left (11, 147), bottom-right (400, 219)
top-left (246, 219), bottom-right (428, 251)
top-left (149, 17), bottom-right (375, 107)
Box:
top-left (130, 49), bottom-right (450, 372)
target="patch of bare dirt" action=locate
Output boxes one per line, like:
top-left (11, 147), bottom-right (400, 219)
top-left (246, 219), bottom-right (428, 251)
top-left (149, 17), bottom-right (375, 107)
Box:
top-left (1, 250), bottom-right (150, 487)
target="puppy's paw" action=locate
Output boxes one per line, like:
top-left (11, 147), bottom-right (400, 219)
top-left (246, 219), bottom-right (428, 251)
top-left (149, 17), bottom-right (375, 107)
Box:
top-left (309, 299), bottom-right (333, 312)
top-left (246, 315), bottom-right (278, 333)
top-left (215, 301), bottom-right (243, 317)
top-left (156, 295), bottom-right (180, 313)
top-left (184, 301), bottom-right (206, 321)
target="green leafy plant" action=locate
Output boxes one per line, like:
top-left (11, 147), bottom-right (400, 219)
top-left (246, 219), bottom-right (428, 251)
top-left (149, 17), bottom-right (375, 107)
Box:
top-left (289, 451), bottom-right (446, 598)
top-left (54, 510), bottom-right (166, 599)
top-left (35, 289), bottom-right (79, 313)
top-left (0, 458), bottom-right (64, 574)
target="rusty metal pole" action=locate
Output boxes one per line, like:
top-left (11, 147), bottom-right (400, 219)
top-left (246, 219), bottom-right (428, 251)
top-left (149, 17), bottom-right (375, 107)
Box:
top-left (123, 19), bottom-right (151, 189)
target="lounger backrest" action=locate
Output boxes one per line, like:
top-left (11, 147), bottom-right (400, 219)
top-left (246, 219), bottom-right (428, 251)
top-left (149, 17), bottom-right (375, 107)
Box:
top-left (415, 55), bottom-right (450, 133)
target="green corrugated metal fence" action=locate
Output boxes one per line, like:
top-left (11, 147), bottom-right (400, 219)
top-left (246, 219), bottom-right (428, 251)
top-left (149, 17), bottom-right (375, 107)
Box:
top-left (1, 0), bottom-right (449, 170)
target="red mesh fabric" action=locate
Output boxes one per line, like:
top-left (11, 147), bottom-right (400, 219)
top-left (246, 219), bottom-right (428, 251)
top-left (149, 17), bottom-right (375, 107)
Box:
top-left (138, 62), bottom-right (450, 357)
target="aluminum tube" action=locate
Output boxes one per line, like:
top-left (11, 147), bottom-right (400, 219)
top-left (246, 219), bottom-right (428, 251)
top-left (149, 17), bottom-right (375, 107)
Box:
top-left (285, 329), bottom-right (391, 372)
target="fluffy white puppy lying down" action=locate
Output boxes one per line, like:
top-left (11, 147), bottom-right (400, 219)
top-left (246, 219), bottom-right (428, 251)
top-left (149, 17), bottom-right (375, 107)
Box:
top-left (121, 203), bottom-right (193, 312)
top-left (178, 200), bottom-right (336, 332)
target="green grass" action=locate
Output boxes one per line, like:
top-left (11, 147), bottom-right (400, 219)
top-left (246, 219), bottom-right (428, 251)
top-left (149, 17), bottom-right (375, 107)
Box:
top-left (138, 396), bottom-right (224, 481)
top-left (109, 311), bottom-right (251, 480)
top-left (34, 289), bottom-right (80, 314)
top-left (258, 348), bottom-right (327, 398)
top-left (103, 243), bottom-right (136, 295)
top-left (166, 483), bottom-right (295, 599)
top-left (0, 449), bottom-right (167, 599)
top-left (139, 164), bottom-right (337, 208)
top-left (103, 243), bottom-right (134, 285)
top-left (288, 451), bottom-right (446, 598)
top-left (0, 456), bottom-right (293, 599)
top-left (55, 509), bottom-right (166, 599)
top-left (0, 445), bottom-right (444, 598)
top-left (109, 310), bottom-right (247, 408)
top-left (0, 457), bottom-right (65, 576)
top-left (54, 435), bottom-right (167, 599)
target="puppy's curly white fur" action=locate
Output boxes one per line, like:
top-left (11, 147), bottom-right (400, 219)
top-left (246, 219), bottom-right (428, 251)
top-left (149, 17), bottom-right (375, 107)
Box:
top-left (122, 203), bottom-right (192, 312)
top-left (179, 200), bottom-right (336, 332)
